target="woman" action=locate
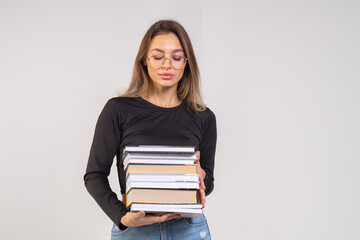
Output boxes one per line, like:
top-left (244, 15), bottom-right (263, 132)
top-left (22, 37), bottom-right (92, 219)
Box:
top-left (84, 20), bottom-right (217, 240)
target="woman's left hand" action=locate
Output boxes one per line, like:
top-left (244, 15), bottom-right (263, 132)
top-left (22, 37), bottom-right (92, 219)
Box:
top-left (194, 151), bottom-right (206, 208)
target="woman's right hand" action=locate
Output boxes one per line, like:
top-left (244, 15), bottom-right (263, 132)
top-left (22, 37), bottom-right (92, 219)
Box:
top-left (120, 211), bottom-right (181, 228)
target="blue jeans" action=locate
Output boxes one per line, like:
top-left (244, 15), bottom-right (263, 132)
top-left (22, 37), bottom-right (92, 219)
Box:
top-left (111, 214), bottom-right (211, 240)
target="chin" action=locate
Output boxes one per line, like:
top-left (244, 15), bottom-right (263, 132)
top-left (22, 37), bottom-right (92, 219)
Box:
top-left (155, 80), bottom-right (180, 89)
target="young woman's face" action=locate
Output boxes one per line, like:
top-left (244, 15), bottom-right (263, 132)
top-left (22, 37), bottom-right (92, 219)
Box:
top-left (145, 33), bottom-right (186, 91)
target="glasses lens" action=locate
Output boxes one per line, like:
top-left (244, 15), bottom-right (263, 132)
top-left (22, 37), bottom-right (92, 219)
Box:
top-left (149, 57), bottom-right (186, 69)
top-left (149, 57), bottom-right (162, 69)
top-left (171, 57), bottom-right (185, 69)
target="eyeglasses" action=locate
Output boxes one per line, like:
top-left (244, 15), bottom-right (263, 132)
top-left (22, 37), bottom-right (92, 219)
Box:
top-left (147, 55), bottom-right (188, 70)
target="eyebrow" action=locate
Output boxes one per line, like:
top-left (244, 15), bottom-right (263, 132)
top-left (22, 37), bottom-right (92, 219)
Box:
top-left (151, 48), bottom-right (184, 53)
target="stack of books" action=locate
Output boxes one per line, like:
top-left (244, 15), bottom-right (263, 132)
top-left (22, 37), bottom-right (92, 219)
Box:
top-left (123, 145), bottom-right (203, 217)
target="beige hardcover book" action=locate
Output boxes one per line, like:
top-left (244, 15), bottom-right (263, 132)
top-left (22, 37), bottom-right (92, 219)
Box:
top-left (126, 189), bottom-right (197, 208)
top-left (126, 164), bottom-right (197, 176)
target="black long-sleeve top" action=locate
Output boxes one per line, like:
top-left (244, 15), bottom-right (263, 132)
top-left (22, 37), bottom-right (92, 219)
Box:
top-left (84, 97), bottom-right (217, 230)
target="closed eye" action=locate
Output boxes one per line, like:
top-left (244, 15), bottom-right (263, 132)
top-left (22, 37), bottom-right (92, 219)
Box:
top-left (153, 55), bottom-right (164, 60)
top-left (172, 56), bottom-right (184, 61)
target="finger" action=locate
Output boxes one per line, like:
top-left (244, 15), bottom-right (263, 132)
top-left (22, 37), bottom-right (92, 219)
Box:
top-left (169, 213), bottom-right (181, 219)
top-left (194, 160), bottom-right (202, 175)
top-left (195, 150), bottom-right (200, 159)
top-left (199, 189), bottom-right (206, 208)
top-left (199, 177), bottom-right (206, 190)
top-left (165, 214), bottom-right (181, 221)
top-left (142, 213), bottom-right (173, 224)
top-left (194, 158), bottom-right (204, 177)
top-left (160, 213), bottom-right (177, 222)
top-left (136, 211), bottom-right (146, 218)
top-left (196, 189), bottom-right (206, 208)
top-left (196, 189), bottom-right (201, 202)
top-left (194, 159), bottom-right (200, 167)
top-left (158, 213), bottom-right (176, 221)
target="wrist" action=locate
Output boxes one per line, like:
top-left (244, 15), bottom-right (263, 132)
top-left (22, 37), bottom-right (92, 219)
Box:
top-left (201, 170), bottom-right (206, 179)
top-left (120, 215), bottom-right (129, 228)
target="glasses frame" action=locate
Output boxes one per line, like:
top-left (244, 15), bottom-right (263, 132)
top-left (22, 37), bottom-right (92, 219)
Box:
top-left (146, 56), bottom-right (188, 70)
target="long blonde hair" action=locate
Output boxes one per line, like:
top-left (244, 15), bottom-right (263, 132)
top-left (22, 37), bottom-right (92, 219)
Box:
top-left (119, 20), bottom-right (206, 113)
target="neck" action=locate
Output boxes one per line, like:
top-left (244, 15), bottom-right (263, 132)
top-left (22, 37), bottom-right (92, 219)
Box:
top-left (142, 87), bottom-right (181, 108)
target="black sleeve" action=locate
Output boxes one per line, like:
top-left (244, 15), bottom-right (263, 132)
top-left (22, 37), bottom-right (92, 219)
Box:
top-left (199, 109), bottom-right (217, 196)
top-left (83, 99), bottom-right (129, 230)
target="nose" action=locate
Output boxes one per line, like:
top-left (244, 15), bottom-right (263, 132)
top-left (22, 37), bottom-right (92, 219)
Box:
top-left (162, 58), bottom-right (172, 69)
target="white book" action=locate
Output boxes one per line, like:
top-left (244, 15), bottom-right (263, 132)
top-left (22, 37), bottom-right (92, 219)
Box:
top-left (130, 203), bottom-right (203, 217)
top-left (125, 152), bottom-right (197, 160)
top-left (131, 203), bottom-right (203, 209)
top-left (127, 174), bottom-right (199, 183)
top-left (124, 158), bottom-right (196, 170)
top-left (124, 145), bottom-right (196, 154)
top-left (126, 181), bottom-right (199, 193)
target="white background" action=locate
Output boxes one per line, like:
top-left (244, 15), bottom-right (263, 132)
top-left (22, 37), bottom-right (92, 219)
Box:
top-left (1, 0), bottom-right (359, 239)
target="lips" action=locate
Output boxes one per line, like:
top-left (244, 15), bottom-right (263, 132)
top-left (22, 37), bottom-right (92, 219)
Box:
top-left (158, 73), bottom-right (175, 80)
